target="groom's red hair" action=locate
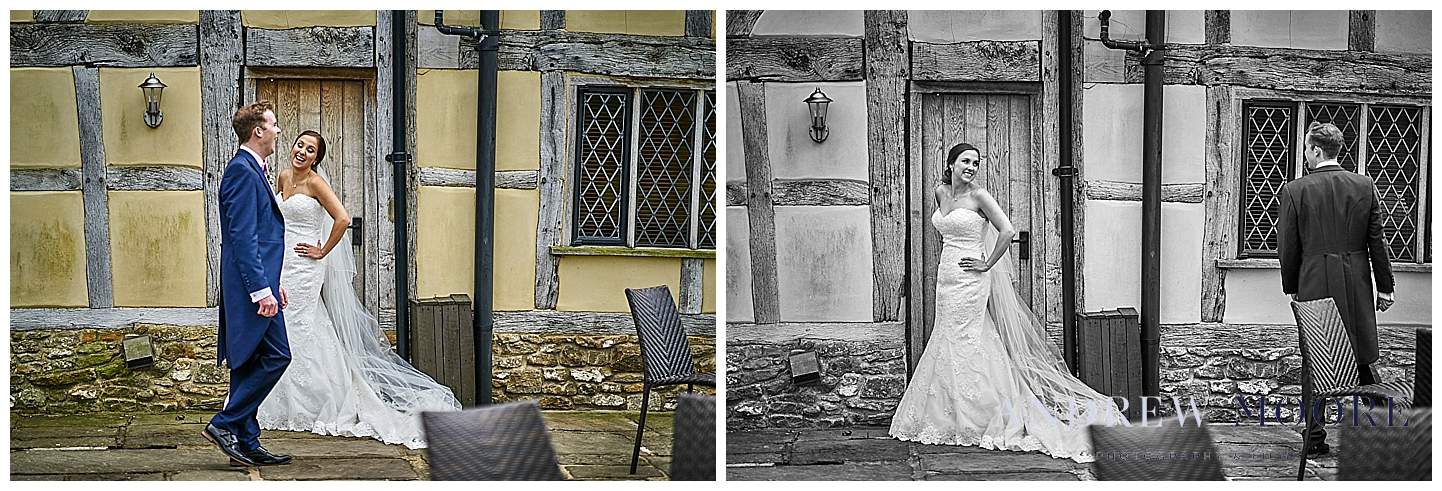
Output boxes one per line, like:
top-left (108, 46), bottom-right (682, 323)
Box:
top-left (232, 100), bottom-right (275, 144)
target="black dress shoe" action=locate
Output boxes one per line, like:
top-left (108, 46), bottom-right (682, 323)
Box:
top-left (203, 424), bottom-right (256, 466)
top-left (1306, 442), bottom-right (1331, 456)
top-left (241, 446), bottom-right (293, 466)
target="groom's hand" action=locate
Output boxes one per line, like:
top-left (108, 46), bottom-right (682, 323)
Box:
top-left (258, 295), bottom-right (278, 317)
top-left (1377, 292), bottom-right (1394, 312)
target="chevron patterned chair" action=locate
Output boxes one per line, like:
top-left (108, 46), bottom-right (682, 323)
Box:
top-left (1338, 406), bottom-right (1432, 480)
top-left (421, 401), bottom-right (564, 480)
top-left (670, 393), bottom-right (717, 481)
top-left (1414, 328), bottom-right (1431, 408)
top-left (1291, 298), bottom-right (1415, 480)
top-left (624, 285), bottom-right (716, 475)
top-left (1088, 421), bottom-right (1225, 480)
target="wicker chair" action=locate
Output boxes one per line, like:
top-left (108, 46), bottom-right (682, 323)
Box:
top-left (1291, 298), bottom-right (1414, 480)
top-left (624, 285), bottom-right (715, 474)
top-left (420, 401), bottom-right (564, 481)
top-left (1088, 422), bottom-right (1225, 480)
top-left (1338, 406), bottom-right (1432, 480)
top-left (670, 393), bottom-right (716, 481)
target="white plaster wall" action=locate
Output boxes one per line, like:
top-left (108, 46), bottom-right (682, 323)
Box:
top-left (765, 82), bottom-right (870, 181)
top-left (907, 11), bottom-right (1041, 42)
top-left (751, 10), bottom-right (863, 37)
top-left (1082, 84), bottom-right (1207, 184)
top-left (726, 82), bottom-right (746, 181)
top-left (727, 206), bottom-right (755, 323)
top-left (774, 206), bottom-right (874, 322)
top-left (1081, 10), bottom-right (1202, 44)
top-left (1230, 11), bottom-right (1349, 50)
top-left (1376, 10), bottom-right (1431, 54)
top-left (1082, 200), bottom-right (1205, 324)
top-left (1224, 269), bottom-right (1433, 326)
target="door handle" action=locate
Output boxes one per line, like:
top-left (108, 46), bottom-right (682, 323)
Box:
top-left (349, 216), bottom-right (363, 248)
top-left (1011, 231), bottom-right (1029, 261)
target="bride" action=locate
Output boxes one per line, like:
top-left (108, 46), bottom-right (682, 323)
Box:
top-left (258, 130), bottom-right (461, 448)
top-left (889, 143), bottom-right (1126, 463)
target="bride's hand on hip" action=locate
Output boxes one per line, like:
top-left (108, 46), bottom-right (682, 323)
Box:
top-left (959, 255), bottom-right (990, 272)
top-left (295, 241), bottom-right (325, 259)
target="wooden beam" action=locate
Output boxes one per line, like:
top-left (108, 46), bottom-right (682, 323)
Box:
top-left (550, 245), bottom-right (715, 259)
top-left (1147, 45), bottom-right (1429, 95)
top-left (417, 168), bottom-right (539, 189)
top-left (726, 36), bottom-right (864, 82)
top-left (911, 41), bottom-right (1041, 82)
top-left (11, 23), bottom-right (198, 67)
top-left (495, 30), bottom-right (714, 80)
top-left (74, 66), bottom-right (112, 309)
top-left (375, 10), bottom-right (397, 319)
top-left (737, 81), bottom-right (780, 324)
top-left (10, 168), bottom-right (82, 191)
top-left (534, 70), bottom-right (567, 310)
top-left (404, 11), bottom-right (419, 314)
top-left (106, 166), bottom-right (205, 191)
top-left (540, 11), bottom-right (565, 30)
top-left (1069, 11), bottom-right (1087, 317)
top-left (728, 321), bottom-right (903, 344)
top-left (685, 11), bottom-right (712, 37)
top-left (33, 11), bottom-right (87, 23)
top-left (726, 179), bottom-right (871, 206)
top-left (865, 10), bottom-right (909, 323)
top-left (416, 25), bottom-right (460, 69)
top-left (1349, 11), bottom-right (1376, 52)
top-left (10, 308), bottom-right (218, 330)
top-left (245, 26), bottom-right (376, 68)
top-left (679, 258), bottom-right (705, 314)
top-left (493, 311), bottom-right (716, 336)
top-left (200, 10), bottom-right (242, 308)
top-left (1205, 10), bottom-right (1230, 45)
top-left (726, 10), bottom-right (764, 37)
top-left (1040, 10), bottom-right (1067, 326)
top-left (1200, 85), bottom-right (1238, 323)
top-left (1084, 180), bottom-right (1205, 203)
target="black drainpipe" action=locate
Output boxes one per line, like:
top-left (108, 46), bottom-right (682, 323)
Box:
top-left (1099, 10), bottom-right (1165, 407)
top-left (387, 10), bottom-right (411, 361)
top-left (435, 10), bottom-right (499, 406)
top-left (1054, 11), bottom-right (1079, 373)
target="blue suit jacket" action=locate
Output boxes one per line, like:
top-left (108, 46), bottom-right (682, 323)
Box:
top-left (217, 149), bottom-right (287, 366)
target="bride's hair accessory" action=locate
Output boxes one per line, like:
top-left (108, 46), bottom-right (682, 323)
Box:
top-left (942, 143), bottom-right (979, 184)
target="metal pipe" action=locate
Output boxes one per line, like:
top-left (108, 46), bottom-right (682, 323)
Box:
top-left (1054, 10), bottom-right (1079, 373)
top-left (434, 10), bottom-right (498, 406)
top-left (387, 10), bottom-right (411, 361)
top-left (1140, 10), bottom-right (1166, 407)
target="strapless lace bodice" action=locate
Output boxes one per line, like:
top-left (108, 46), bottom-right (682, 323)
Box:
top-left (932, 207), bottom-right (988, 257)
top-left (278, 193), bottom-right (326, 250)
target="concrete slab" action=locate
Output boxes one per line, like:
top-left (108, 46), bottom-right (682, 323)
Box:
top-left (10, 448), bottom-right (232, 474)
top-left (129, 412), bottom-right (213, 426)
top-left (11, 413), bottom-right (130, 428)
top-left (790, 437), bottom-right (911, 465)
top-left (925, 471), bottom-right (1079, 481)
top-left (546, 411), bottom-right (639, 432)
top-left (11, 472), bottom-right (168, 481)
top-left (121, 423), bottom-right (205, 449)
top-left (549, 429), bottom-right (638, 455)
top-left (565, 464), bottom-right (665, 479)
top-left (256, 457), bottom-right (419, 481)
top-left (10, 425), bottom-right (122, 449)
top-left (170, 469), bottom-right (252, 481)
top-left (261, 437), bottom-right (407, 458)
top-left (728, 462), bottom-right (915, 481)
top-left (919, 451), bottom-right (1078, 473)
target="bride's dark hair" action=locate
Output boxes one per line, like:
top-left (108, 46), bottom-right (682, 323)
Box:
top-left (295, 130), bottom-right (327, 168)
top-left (941, 143), bottom-right (979, 184)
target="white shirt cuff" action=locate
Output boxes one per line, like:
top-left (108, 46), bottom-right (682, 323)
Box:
top-left (250, 287), bottom-right (274, 303)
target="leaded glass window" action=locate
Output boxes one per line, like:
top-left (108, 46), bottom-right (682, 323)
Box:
top-left (1237, 98), bottom-right (1430, 264)
top-left (570, 86), bottom-right (718, 250)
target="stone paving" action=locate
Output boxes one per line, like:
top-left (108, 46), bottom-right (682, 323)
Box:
top-left (727, 425), bottom-right (1339, 481)
top-left (10, 410), bottom-right (676, 481)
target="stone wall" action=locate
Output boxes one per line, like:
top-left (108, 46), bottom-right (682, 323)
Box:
top-left (726, 336), bottom-right (906, 430)
top-left (11, 325), bottom-right (715, 415)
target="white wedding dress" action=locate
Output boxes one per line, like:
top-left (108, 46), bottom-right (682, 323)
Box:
top-left (258, 190), bottom-right (460, 449)
top-left (888, 207), bottom-right (1126, 463)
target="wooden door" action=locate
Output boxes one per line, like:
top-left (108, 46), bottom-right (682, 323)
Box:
top-left (907, 90), bottom-right (1061, 374)
top-left (257, 78), bottom-right (369, 303)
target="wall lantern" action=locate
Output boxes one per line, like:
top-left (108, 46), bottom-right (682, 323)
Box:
top-left (803, 88), bottom-right (832, 143)
top-left (138, 72), bottom-right (167, 128)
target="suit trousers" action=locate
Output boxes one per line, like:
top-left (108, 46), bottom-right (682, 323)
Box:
top-left (211, 319), bottom-right (291, 451)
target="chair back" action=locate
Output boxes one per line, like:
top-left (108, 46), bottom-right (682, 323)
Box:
top-left (625, 286), bottom-right (697, 383)
top-left (1089, 422), bottom-right (1225, 480)
top-left (1416, 328), bottom-right (1431, 408)
top-left (421, 401), bottom-right (564, 481)
top-left (670, 394), bottom-right (717, 481)
top-left (1339, 407), bottom-right (1432, 480)
top-left (1291, 298), bottom-right (1361, 394)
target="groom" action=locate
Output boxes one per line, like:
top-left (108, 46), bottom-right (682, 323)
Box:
top-left (1278, 121), bottom-right (1396, 455)
top-left (205, 100), bottom-right (293, 466)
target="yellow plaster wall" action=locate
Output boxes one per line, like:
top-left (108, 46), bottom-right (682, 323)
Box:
top-left (12, 11), bottom-right (33, 22)
top-left (566, 11), bottom-right (685, 37)
top-left (702, 259), bottom-right (716, 313)
top-left (417, 11), bottom-right (539, 30)
top-left (108, 191), bottom-right (208, 307)
top-left (99, 67), bottom-right (202, 167)
top-left (10, 68), bottom-right (82, 168)
top-left (415, 186), bottom-right (539, 310)
top-left (10, 192), bottom-right (89, 307)
top-left (242, 10), bottom-right (375, 29)
top-left (87, 11), bottom-right (198, 24)
top-left (416, 69), bottom-right (539, 170)
top-left (557, 256), bottom-right (682, 312)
